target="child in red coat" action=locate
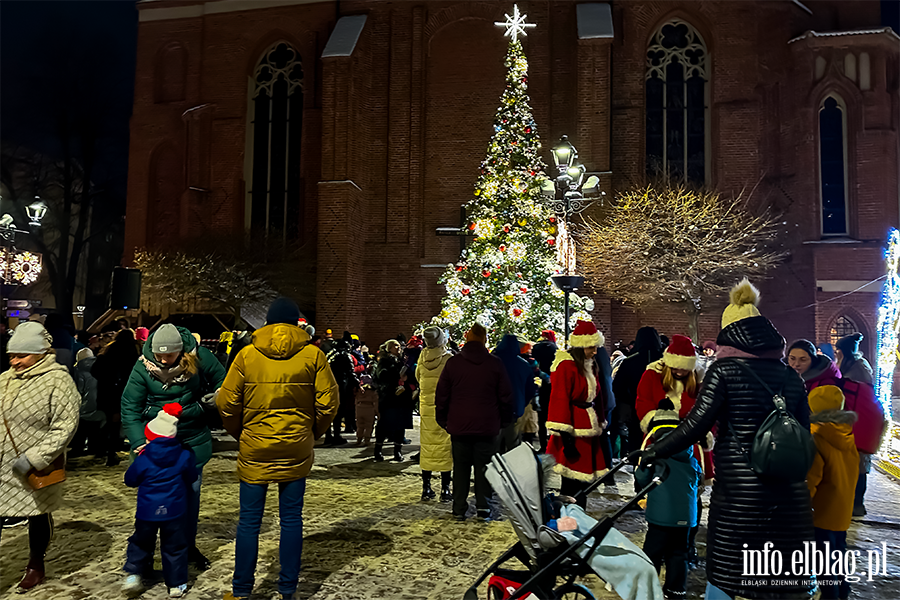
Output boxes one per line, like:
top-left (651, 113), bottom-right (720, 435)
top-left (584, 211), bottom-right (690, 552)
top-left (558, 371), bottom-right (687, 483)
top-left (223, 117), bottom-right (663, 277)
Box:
top-left (545, 320), bottom-right (609, 509)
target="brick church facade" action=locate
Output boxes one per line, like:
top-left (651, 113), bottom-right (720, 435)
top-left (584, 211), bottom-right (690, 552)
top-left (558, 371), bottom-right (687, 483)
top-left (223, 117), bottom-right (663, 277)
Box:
top-left (125, 0), bottom-right (900, 352)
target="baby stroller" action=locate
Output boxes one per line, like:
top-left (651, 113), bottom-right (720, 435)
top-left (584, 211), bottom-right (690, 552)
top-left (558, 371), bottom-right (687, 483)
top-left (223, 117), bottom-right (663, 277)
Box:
top-left (463, 445), bottom-right (668, 600)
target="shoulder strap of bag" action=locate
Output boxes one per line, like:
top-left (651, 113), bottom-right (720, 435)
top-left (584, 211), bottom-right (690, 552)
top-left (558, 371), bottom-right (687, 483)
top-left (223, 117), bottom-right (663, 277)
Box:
top-left (729, 359), bottom-right (791, 411)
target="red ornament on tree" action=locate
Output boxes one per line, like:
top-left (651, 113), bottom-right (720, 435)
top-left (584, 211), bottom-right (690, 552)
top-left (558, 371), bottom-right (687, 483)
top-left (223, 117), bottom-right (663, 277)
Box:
top-left (548, 237), bottom-right (556, 246)
top-left (462, 287), bottom-right (470, 295)
top-left (520, 286), bottom-right (528, 293)
top-left (468, 222), bottom-right (476, 231)
top-left (516, 273), bottom-right (523, 279)
top-left (549, 216), bottom-right (556, 223)
top-left (512, 308), bottom-right (523, 317)
top-left (482, 269), bottom-right (492, 278)
top-left (525, 127), bottom-right (531, 134)
top-left (499, 245), bottom-right (507, 252)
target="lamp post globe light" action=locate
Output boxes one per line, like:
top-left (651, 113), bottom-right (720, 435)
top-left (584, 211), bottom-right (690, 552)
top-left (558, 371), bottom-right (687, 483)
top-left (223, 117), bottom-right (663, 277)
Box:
top-left (26, 198), bottom-right (48, 226)
top-left (543, 136), bottom-right (605, 346)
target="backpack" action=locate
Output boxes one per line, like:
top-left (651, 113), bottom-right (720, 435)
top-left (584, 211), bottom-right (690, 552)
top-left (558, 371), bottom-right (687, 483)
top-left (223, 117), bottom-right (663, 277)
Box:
top-left (729, 361), bottom-right (817, 482)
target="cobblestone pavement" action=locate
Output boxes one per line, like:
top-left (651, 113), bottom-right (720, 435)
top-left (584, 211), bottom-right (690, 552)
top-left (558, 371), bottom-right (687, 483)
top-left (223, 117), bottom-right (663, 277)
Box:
top-left (2, 422), bottom-right (900, 599)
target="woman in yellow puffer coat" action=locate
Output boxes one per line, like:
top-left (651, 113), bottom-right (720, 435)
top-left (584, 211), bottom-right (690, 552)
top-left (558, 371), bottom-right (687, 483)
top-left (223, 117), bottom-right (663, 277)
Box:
top-left (416, 326), bottom-right (453, 502)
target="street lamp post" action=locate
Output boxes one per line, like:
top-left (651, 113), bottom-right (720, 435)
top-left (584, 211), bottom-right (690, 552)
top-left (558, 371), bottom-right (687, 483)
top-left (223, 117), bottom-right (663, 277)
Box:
top-left (0, 195), bottom-right (48, 320)
top-left (543, 136), bottom-right (604, 347)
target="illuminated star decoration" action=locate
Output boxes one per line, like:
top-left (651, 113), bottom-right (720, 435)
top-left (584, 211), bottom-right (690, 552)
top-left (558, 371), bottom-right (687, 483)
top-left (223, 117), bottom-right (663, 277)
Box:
top-left (495, 4), bottom-right (536, 42)
top-left (874, 228), bottom-right (899, 427)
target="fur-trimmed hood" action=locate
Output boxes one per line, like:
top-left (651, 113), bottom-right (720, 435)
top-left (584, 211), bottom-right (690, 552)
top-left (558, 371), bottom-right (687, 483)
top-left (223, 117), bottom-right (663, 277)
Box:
top-left (811, 410), bottom-right (858, 452)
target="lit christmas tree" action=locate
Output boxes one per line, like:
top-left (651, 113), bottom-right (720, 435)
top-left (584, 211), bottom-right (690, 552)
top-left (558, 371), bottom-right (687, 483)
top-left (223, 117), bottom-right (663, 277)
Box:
top-left (431, 7), bottom-right (590, 342)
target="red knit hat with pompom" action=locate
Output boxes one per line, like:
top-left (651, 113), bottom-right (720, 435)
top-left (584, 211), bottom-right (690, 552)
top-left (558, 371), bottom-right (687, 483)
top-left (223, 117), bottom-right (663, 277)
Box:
top-left (144, 403), bottom-right (183, 441)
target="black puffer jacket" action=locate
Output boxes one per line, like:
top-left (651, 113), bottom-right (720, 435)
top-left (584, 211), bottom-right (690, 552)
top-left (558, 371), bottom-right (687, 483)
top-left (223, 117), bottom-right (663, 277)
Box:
top-left (650, 316), bottom-right (815, 599)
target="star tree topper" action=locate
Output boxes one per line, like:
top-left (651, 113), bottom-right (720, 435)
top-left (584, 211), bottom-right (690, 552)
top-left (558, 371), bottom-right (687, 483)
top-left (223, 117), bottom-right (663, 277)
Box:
top-left (495, 4), bottom-right (537, 42)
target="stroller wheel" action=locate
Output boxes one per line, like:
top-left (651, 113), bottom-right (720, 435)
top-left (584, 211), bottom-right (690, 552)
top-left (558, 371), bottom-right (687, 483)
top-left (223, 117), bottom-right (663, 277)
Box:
top-left (552, 582), bottom-right (595, 600)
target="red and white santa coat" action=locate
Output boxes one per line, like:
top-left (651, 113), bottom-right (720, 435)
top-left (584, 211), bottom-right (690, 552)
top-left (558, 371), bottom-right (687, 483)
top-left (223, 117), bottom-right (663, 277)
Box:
top-left (545, 351), bottom-right (608, 482)
top-left (635, 359), bottom-right (715, 482)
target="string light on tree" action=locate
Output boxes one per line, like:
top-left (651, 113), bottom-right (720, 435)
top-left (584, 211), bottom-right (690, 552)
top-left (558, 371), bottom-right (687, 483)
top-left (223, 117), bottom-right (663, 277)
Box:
top-left (429, 7), bottom-right (589, 341)
top-left (874, 228), bottom-right (899, 426)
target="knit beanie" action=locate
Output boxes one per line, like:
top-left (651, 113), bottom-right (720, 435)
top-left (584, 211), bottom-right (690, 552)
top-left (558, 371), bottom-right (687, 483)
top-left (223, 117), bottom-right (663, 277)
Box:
top-left (144, 403), bottom-right (183, 441)
top-left (788, 339), bottom-right (817, 360)
top-left (541, 329), bottom-right (557, 344)
top-left (266, 297), bottom-right (301, 325)
top-left (135, 327), bottom-right (150, 343)
top-left (721, 278), bottom-right (762, 329)
top-left (836, 333), bottom-right (863, 359)
top-left (423, 326), bottom-right (447, 349)
top-left (76, 347), bottom-right (94, 363)
top-left (151, 324), bottom-right (184, 354)
top-left (648, 398), bottom-right (681, 429)
top-left (7, 321), bottom-right (52, 355)
top-left (808, 385), bottom-right (845, 413)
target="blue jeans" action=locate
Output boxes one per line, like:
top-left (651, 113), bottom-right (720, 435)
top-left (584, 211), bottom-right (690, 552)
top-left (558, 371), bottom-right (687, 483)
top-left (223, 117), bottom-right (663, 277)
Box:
top-left (186, 470), bottom-right (203, 550)
top-left (233, 478), bottom-right (306, 597)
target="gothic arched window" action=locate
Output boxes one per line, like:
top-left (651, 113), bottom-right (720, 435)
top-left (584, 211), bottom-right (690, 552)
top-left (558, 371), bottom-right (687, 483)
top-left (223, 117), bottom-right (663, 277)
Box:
top-left (247, 42), bottom-right (304, 242)
top-left (645, 19), bottom-right (708, 184)
top-left (819, 95), bottom-right (848, 236)
top-left (829, 315), bottom-right (858, 347)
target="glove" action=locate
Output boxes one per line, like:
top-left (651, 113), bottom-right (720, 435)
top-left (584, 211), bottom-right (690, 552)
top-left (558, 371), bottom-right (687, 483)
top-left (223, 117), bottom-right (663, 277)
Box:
top-left (12, 456), bottom-right (32, 478)
top-left (560, 432), bottom-right (580, 463)
top-left (629, 449), bottom-right (657, 468)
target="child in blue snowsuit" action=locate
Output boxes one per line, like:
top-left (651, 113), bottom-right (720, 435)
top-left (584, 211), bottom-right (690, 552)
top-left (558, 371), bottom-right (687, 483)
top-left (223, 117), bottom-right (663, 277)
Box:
top-left (122, 403), bottom-right (198, 598)
top-left (635, 399), bottom-right (702, 600)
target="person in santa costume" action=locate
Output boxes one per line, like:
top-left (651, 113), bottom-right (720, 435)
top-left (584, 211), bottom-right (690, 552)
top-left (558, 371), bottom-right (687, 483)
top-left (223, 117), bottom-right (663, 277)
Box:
top-left (635, 335), bottom-right (701, 434)
top-left (545, 320), bottom-right (609, 509)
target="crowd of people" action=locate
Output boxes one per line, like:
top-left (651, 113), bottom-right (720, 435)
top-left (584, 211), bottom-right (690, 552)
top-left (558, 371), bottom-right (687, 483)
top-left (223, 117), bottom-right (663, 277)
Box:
top-left (0, 280), bottom-right (890, 600)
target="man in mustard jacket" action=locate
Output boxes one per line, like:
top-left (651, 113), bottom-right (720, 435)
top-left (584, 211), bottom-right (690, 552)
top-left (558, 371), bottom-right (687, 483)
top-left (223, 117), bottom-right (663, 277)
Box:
top-left (216, 297), bottom-right (339, 600)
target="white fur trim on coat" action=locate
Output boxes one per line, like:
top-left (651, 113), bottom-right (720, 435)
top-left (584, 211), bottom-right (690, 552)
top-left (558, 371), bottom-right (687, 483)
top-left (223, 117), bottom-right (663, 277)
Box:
top-left (553, 463), bottom-right (609, 482)
top-left (663, 350), bottom-right (697, 371)
top-left (568, 331), bottom-right (604, 349)
top-left (546, 405), bottom-right (604, 437)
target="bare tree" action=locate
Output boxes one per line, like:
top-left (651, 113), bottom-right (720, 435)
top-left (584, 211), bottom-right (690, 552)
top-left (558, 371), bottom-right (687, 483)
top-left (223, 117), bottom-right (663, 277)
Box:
top-left (580, 183), bottom-right (788, 339)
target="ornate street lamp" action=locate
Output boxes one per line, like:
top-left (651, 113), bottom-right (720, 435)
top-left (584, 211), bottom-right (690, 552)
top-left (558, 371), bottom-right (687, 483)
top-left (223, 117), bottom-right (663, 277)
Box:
top-left (543, 136), bottom-right (605, 346)
top-left (26, 198), bottom-right (48, 226)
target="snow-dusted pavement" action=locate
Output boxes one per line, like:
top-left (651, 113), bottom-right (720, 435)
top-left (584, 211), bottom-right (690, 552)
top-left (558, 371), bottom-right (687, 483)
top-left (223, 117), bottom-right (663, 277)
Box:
top-left (2, 420), bottom-right (899, 599)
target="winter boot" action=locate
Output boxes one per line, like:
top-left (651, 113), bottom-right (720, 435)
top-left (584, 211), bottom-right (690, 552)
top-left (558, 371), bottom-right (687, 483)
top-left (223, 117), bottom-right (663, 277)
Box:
top-left (391, 444), bottom-right (403, 462)
top-left (373, 444), bottom-right (384, 462)
top-left (440, 486), bottom-right (453, 503)
top-left (421, 481), bottom-right (435, 501)
top-left (189, 546), bottom-right (211, 571)
top-left (122, 574), bottom-right (143, 597)
top-left (16, 557), bottom-right (45, 593)
top-left (169, 584), bottom-right (188, 598)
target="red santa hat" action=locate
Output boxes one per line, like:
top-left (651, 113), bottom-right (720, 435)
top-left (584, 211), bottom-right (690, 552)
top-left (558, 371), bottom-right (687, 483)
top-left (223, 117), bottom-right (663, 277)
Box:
top-left (662, 334), bottom-right (698, 371)
top-left (568, 320), bottom-right (604, 349)
top-left (144, 403), bottom-right (183, 441)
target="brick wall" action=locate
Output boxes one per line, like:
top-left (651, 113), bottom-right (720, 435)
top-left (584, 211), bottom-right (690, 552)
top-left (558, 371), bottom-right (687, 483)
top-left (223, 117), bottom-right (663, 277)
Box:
top-left (126, 0), bottom-right (899, 353)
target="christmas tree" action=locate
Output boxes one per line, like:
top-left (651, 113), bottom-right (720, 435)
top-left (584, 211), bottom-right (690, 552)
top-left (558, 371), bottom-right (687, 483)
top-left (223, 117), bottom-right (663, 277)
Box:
top-left (431, 9), bottom-right (590, 342)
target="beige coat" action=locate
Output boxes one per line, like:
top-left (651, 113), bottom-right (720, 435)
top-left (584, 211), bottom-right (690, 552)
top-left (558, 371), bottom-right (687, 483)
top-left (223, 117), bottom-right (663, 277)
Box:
top-left (0, 354), bottom-right (80, 517)
top-left (416, 346), bottom-right (453, 472)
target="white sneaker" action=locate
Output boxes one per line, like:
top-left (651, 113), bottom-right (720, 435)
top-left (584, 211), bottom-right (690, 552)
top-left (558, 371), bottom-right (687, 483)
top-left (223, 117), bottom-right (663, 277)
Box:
top-left (169, 584), bottom-right (187, 597)
top-left (122, 574), bottom-right (143, 596)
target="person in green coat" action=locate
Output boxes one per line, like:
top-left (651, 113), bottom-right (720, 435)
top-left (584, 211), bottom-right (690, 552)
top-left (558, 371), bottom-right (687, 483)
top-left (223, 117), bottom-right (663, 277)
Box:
top-left (120, 323), bottom-right (226, 571)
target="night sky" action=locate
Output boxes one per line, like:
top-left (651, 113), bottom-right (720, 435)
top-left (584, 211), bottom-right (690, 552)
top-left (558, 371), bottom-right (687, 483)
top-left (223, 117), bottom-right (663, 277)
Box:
top-left (0, 0), bottom-right (137, 201)
top-left (0, 0), bottom-right (897, 207)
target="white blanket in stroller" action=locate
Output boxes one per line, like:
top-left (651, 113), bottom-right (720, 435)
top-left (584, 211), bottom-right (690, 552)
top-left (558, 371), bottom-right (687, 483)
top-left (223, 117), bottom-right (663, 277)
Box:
top-left (558, 505), bottom-right (665, 600)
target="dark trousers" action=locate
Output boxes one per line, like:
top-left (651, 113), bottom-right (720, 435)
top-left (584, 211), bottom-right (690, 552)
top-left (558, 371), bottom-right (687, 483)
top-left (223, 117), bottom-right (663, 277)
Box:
top-left (70, 420), bottom-right (104, 455)
top-left (560, 477), bottom-right (590, 510)
top-left (422, 470), bottom-right (452, 487)
top-left (332, 387), bottom-right (356, 436)
top-left (688, 494), bottom-right (703, 560)
top-left (815, 528), bottom-right (850, 599)
top-left (0, 513), bottom-right (53, 566)
top-left (124, 518), bottom-right (188, 587)
top-left (537, 386), bottom-right (550, 452)
top-left (854, 452), bottom-right (871, 510)
top-left (643, 523), bottom-right (689, 597)
top-left (375, 423), bottom-right (405, 455)
top-left (451, 435), bottom-right (498, 518)
top-left (98, 412), bottom-right (122, 459)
